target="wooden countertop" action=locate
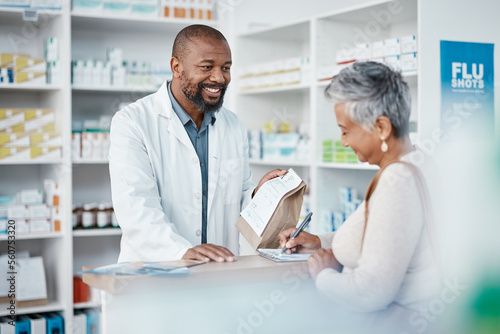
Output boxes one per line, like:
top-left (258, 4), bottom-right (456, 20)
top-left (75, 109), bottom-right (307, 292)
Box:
top-left (83, 255), bottom-right (310, 295)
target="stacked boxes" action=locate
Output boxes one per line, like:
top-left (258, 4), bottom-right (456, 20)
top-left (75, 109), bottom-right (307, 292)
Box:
top-left (72, 116), bottom-right (112, 161)
top-left (0, 108), bottom-right (61, 162)
top-left (248, 130), bottom-right (310, 162)
top-left (317, 35), bottom-right (418, 81)
top-left (72, 48), bottom-right (171, 88)
top-left (0, 179), bottom-right (61, 235)
top-left (73, 0), bottom-right (216, 19)
top-left (322, 139), bottom-right (358, 163)
top-left (162, 0), bottom-right (215, 20)
top-left (0, 0), bottom-right (62, 9)
top-left (0, 39), bottom-right (59, 86)
top-left (239, 57), bottom-right (311, 90)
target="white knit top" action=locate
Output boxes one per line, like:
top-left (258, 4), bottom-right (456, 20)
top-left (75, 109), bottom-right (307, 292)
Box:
top-left (316, 149), bottom-right (440, 312)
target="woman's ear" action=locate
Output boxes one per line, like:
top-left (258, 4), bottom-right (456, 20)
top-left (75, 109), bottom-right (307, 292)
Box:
top-left (375, 116), bottom-right (393, 140)
top-left (170, 57), bottom-right (182, 79)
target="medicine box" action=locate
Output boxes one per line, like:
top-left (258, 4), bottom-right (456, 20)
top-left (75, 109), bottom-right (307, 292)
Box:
top-left (16, 315), bottom-right (32, 333)
top-left (30, 218), bottom-right (52, 233)
top-left (7, 205), bottom-right (29, 218)
top-left (401, 52), bottom-right (418, 72)
top-left (385, 55), bottom-right (401, 71)
top-left (44, 37), bottom-right (59, 61)
top-left (372, 40), bottom-right (385, 58)
top-left (28, 204), bottom-right (51, 219)
top-left (16, 219), bottom-right (30, 234)
top-left (72, 0), bottom-right (102, 11)
top-left (401, 35), bottom-right (417, 54)
top-left (14, 56), bottom-right (47, 73)
top-left (14, 71), bottom-right (47, 85)
top-left (0, 0), bottom-right (29, 6)
top-left (84, 309), bottom-right (101, 334)
top-left (0, 316), bottom-right (15, 334)
top-left (31, 0), bottom-right (62, 9)
top-left (27, 313), bottom-right (47, 333)
top-left (74, 311), bottom-right (87, 334)
top-left (42, 313), bottom-right (64, 334)
top-left (384, 38), bottom-right (400, 57)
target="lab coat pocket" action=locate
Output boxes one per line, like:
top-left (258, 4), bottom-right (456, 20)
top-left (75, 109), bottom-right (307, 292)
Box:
top-left (219, 157), bottom-right (244, 205)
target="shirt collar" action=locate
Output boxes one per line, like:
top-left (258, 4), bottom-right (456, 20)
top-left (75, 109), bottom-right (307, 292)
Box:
top-left (167, 81), bottom-right (217, 127)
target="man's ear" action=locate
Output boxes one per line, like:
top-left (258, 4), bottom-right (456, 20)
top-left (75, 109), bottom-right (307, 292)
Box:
top-left (170, 57), bottom-right (182, 79)
top-left (375, 116), bottom-right (393, 140)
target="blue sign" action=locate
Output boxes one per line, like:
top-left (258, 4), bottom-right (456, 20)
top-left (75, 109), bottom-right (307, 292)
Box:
top-left (440, 40), bottom-right (495, 140)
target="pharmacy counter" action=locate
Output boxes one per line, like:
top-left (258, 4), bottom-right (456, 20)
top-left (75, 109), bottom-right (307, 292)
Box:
top-left (83, 255), bottom-right (350, 333)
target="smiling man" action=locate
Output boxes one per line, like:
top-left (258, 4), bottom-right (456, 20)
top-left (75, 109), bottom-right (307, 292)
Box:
top-left (109, 25), bottom-right (285, 263)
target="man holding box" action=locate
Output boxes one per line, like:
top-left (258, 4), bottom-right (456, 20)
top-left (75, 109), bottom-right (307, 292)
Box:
top-left (109, 25), bottom-right (284, 263)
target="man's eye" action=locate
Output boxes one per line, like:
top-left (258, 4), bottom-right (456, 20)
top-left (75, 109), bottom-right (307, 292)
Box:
top-left (202, 66), bottom-right (211, 70)
top-left (223, 67), bottom-right (231, 71)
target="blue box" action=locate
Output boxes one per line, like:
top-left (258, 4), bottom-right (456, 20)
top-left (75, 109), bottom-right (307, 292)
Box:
top-left (84, 309), bottom-right (100, 334)
top-left (16, 315), bottom-right (31, 334)
top-left (42, 313), bottom-right (63, 334)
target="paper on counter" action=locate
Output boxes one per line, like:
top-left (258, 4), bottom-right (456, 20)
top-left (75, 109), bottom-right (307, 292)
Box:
top-left (257, 249), bottom-right (311, 262)
top-left (241, 169), bottom-right (302, 236)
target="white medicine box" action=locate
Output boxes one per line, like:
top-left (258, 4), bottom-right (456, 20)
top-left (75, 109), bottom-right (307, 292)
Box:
top-left (401, 35), bottom-right (417, 54)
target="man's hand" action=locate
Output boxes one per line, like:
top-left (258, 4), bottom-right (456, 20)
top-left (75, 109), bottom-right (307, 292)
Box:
top-left (182, 244), bottom-right (236, 263)
top-left (254, 169), bottom-right (288, 196)
top-left (278, 228), bottom-right (321, 254)
top-left (307, 249), bottom-right (342, 280)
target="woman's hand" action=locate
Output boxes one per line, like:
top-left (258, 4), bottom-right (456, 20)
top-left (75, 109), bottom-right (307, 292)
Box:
top-left (278, 228), bottom-right (321, 254)
top-left (307, 249), bottom-right (342, 280)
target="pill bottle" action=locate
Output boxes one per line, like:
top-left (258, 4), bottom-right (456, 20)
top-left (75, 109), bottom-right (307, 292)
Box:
top-left (111, 206), bottom-right (119, 227)
top-left (82, 203), bottom-right (97, 228)
top-left (72, 204), bottom-right (83, 229)
top-left (96, 203), bottom-right (109, 228)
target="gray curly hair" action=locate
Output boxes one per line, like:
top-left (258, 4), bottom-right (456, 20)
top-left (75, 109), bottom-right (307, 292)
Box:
top-left (325, 61), bottom-right (411, 138)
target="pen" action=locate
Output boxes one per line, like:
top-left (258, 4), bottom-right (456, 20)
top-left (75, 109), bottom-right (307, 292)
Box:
top-left (280, 212), bottom-right (313, 255)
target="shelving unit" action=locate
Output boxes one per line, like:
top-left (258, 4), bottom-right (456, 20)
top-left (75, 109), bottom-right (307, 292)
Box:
top-left (0, 301), bottom-right (65, 317)
top-left (234, 0), bottom-right (419, 233)
top-left (73, 229), bottom-right (121, 237)
top-left (2, 0), bottom-right (494, 331)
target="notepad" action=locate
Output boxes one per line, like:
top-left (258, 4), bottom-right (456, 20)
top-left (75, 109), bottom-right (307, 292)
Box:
top-left (257, 249), bottom-right (311, 262)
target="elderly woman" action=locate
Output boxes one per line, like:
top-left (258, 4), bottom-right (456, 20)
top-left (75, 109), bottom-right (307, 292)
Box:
top-left (279, 61), bottom-right (439, 314)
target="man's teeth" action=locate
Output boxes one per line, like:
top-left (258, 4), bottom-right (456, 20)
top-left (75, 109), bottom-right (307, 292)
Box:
top-left (205, 87), bottom-right (220, 93)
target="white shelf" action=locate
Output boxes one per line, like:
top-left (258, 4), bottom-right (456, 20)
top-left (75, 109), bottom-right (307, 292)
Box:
top-left (249, 159), bottom-right (310, 167)
top-left (0, 232), bottom-right (63, 241)
top-left (0, 159), bottom-right (64, 165)
top-left (239, 83), bottom-right (310, 95)
top-left (317, 162), bottom-right (379, 170)
top-left (71, 11), bottom-right (219, 32)
top-left (0, 301), bottom-right (64, 317)
top-left (238, 19), bottom-right (310, 41)
top-left (74, 300), bottom-right (102, 309)
top-left (0, 84), bottom-right (62, 92)
top-left (0, 7), bottom-right (62, 19)
top-left (72, 159), bottom-right (109, 165)
top-left (316, 70), bottom-right (418, 87)
top-left (72, 85), bottom-right (158, 93)
top-left (73, 228), bottom-right (121, 237)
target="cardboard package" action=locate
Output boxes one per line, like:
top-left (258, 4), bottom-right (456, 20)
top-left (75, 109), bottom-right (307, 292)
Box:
top-left (236, 169), bottom-right (306, 250)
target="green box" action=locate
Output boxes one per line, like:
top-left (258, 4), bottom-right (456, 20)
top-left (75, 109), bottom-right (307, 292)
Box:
top-left (334, 151), bottom-right (347, 162)
top-left (322, 139), bottom-right (334, 151)
top-left (323, 151), bottom-right (334, 162)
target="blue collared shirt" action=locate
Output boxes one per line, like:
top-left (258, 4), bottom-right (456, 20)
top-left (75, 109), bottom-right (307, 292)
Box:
top-left (167, 82), bottom-right (215, 244)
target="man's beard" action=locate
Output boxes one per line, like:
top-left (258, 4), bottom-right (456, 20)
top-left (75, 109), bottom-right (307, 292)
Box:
top-left (181, 81), bottom-right (227, 114)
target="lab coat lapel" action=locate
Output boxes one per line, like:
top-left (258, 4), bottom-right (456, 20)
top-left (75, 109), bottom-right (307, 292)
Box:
top-left (156, 82), bottom-right (196, 154)
top-left (207, 115), bottom-right (224, 219)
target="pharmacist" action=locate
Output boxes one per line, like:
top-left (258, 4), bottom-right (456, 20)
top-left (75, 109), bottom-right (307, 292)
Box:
top-left (109, 25), bottom-right (285, 263)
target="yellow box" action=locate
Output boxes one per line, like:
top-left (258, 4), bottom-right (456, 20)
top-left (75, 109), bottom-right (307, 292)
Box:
top-left (14, 57), bottom-right (47, 72)
top-left (0, 108), bottom-right (24, 120)
top-left (0, 132), bottom-right (29, 146)
top-left (5, 121), bottom-right (55, 134)
top-left (0, 53), bottom-right (28, 68)
top-left (14, 71), bottom-right (47, 85)
top-left (0, 146), bottom-right (61, 161)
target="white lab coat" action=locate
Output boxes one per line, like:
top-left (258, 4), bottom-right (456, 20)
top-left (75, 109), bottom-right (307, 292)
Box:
top-left (109, 81), bottom-right (255, 262)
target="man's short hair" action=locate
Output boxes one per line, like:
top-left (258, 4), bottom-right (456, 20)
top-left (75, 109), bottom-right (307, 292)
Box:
top-left (172, 24), bottom-right (227, 61)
